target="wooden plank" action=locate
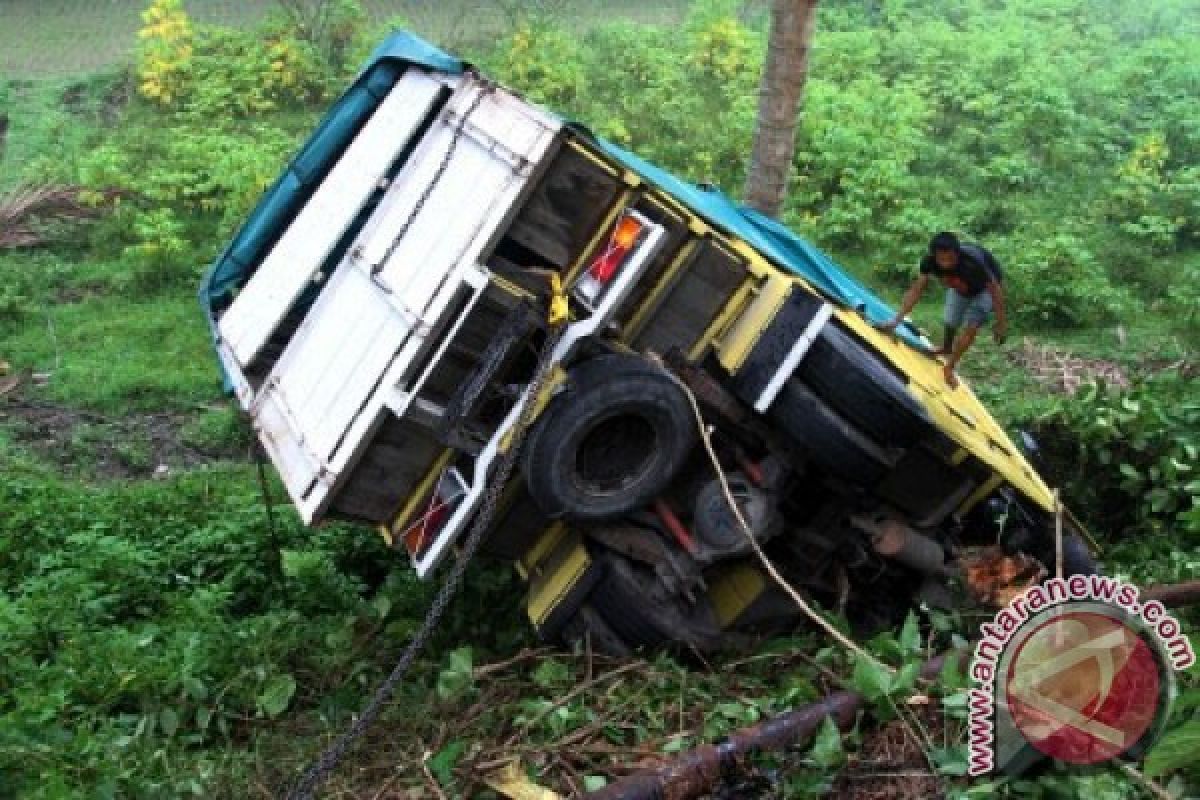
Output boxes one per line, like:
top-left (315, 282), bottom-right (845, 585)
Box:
top-left (218, 69), bottom-right (445, 367)
top-left (277, 265), bottom-right (412, 460)
top-left (376, 137), bottom-right (519, 316)
top-left (506, 146), bottom-right (624, 267)
top-left (253, 389), bottom-right (321, 510)
top-left (331, 417), bottom-right (443, 523)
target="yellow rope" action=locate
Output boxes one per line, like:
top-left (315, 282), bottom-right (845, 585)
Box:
top-left (655, 357), bottom-right (891, 673)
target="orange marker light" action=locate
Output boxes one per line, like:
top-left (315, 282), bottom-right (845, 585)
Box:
top-left (613, 215), bottom-right (644, 249)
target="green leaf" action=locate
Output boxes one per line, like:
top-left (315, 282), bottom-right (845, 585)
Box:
top-left (257, 674), bottom-right (297, 718)
top-left (1144, 720), bottom-right (1200, 778)
top-left (891, 660), bottom-right (921, 694)
top-left (931, 745), bottom-right (969, 776)
top-left (532, 658), bottom-right (570, 689)
top-left (427, 739), bottom-right (466, 786)
top-left (583, 775), bottom-right (607, 792)
top-left (159, 708), bottom-right (179, 737)
top-left (436, 646), bottom-right (474, 701)
top-left (807, 716), bottom-right (845, 769)
top-left (898, 611), bottom-right (922, 655)
top-left (851, 655), bottom-right (892, 702)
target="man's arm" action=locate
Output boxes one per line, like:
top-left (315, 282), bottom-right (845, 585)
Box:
top-left (987, 279), bottom-right (1007, 343)
top-left (878, 274), bottom-right (930, 331)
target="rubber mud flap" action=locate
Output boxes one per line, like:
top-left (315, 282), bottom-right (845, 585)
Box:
top-left (770, 378), bottom-right (892, 486)
top-left (796, 323), bottom-right (932, 448)
top-left (522, 355), bottom-right (696, 521)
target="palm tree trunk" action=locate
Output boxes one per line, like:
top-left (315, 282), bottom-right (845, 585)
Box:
top-left (743, 0), bottom-right (820, 219)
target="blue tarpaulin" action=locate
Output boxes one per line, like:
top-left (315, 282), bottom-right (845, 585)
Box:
top-left (200, 30), bottom-right (928, 357)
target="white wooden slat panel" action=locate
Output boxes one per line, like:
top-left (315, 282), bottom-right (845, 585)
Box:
top-left (357, 78), bottom-right (550, 271)
top-left (295, 266), bottom-right (491, 524)
top-left (272, 263), bottom-right (383, 412)
top-left (376, 137), bottom-right (516, 315)
top-left (258, 78), bottom-right (561, 523)
top-left (312, 131), bottom-right (560, 520)
top-left (275, 265), bottom-right (412, 462)
top-left (218, 69), bottom-right (444, 367)
top-left (355, 83), bottom-right (490, 271)
top-left (307, 113), bottom-right (561, 522)
top-left (459, 88), bottom-right (556, 161)
top-left (254, 390), bottom-right (322, 509)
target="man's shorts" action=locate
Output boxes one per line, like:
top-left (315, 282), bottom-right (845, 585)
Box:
top-left (944, 288), bottom-right (993, 328)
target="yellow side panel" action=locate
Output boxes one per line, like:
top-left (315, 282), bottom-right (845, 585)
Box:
top-left (714, 272), bottom-right (792, 372)
top-left (718, 239), bottom-right (1055, 513)
top-left (708, 563), bottom-right (768, 628)
top-left (834, 307), bottom-right (1056, 512)
top-left (524, 529), bottom-right (591, 628)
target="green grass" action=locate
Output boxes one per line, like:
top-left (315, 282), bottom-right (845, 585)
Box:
top-left (3, 290), bottom-right (222, 412)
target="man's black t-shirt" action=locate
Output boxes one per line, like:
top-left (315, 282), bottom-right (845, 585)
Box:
top-left (920, 243), bottom-right (1001, 297)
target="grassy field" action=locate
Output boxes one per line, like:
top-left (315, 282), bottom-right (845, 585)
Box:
top-left (0, 0), bottom-right (693, 77)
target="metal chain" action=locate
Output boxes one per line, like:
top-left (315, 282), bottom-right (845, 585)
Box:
top-left (370, 76), bottom-right (494, 278)
top-left (285, 321), bottom-right (565, 800)
top-left (437, 301), bottom-right (540, 450)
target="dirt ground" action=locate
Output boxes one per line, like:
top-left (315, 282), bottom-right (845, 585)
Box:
top-left (1, 391), bottom-right (246, 478)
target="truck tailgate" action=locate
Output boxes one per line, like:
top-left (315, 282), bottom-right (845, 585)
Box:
top-left (218, 72), bottom-right (561, 522)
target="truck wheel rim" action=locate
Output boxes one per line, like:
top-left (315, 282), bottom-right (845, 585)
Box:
top-left (573, 413), bottom-right (659, 497)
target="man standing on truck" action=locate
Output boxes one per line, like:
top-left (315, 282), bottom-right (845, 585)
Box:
top-left (877, 232), bottom-right (1007, 388)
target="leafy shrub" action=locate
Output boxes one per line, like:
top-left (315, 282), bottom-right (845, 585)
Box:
top-left (136, 0), bottom-right (193, 108)
top-left (1002, 233), bottom-right (1130, 327)
top-left (1032, 374), bottom-right (1200, 539)
top-left (138, 0), bottom-right (334, 117)
top-left (184, 25), bottom-right (330, 117)
top-left (495, 22), bottom-right (588, 111)
top-left (276, 0), bottom-right (369, 76)
top-left (77, 120), bottom-right (295, 290)
top-left (1107, 133), bottom-right (1198, 252)
top-left (0, 468), bottom-right (393, 796)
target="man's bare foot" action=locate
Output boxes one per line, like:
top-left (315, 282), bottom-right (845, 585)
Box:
top-left (943, 363), bottom-right (959, 388)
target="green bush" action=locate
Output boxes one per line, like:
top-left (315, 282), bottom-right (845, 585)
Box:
top-left (1032, 374), bottom-right (1200, 540)
top-left (485, 0), bottom-right (1198, 329)
top-left (1002, 233), bottom-right (1130, 327)
top-left (0, 469), bottom-right (387, 796)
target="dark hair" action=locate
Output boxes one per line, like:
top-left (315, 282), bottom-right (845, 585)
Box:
top-left (930, 231), bottom-right (960, 254)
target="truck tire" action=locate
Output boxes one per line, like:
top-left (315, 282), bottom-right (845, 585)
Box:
top-left (558, 604), bottom-right (634, 658)
top-left (796, 324), bottom-right (931, 448)
top-left (589, 558), bottom-right (671, 650)
top-left (770, 378), bottom-right (892, 486)
top-left (522, 355), bottom-right (696, 521)
top-left (1035, 532), bottom-right (1098, 576)
top-left (586, 552), bottom-right (722, 652)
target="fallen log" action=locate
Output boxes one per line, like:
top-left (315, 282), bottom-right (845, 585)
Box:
top-left (583, 578), bottom-right (1200, 800)
top-left (1142, 579), bottom-right (1200, 609)
top-left (584, 653), bottom-right (961, 800)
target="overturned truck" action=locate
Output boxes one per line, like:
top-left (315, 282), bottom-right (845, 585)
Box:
top-left (200, 33), bottom-right (1094, 655)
